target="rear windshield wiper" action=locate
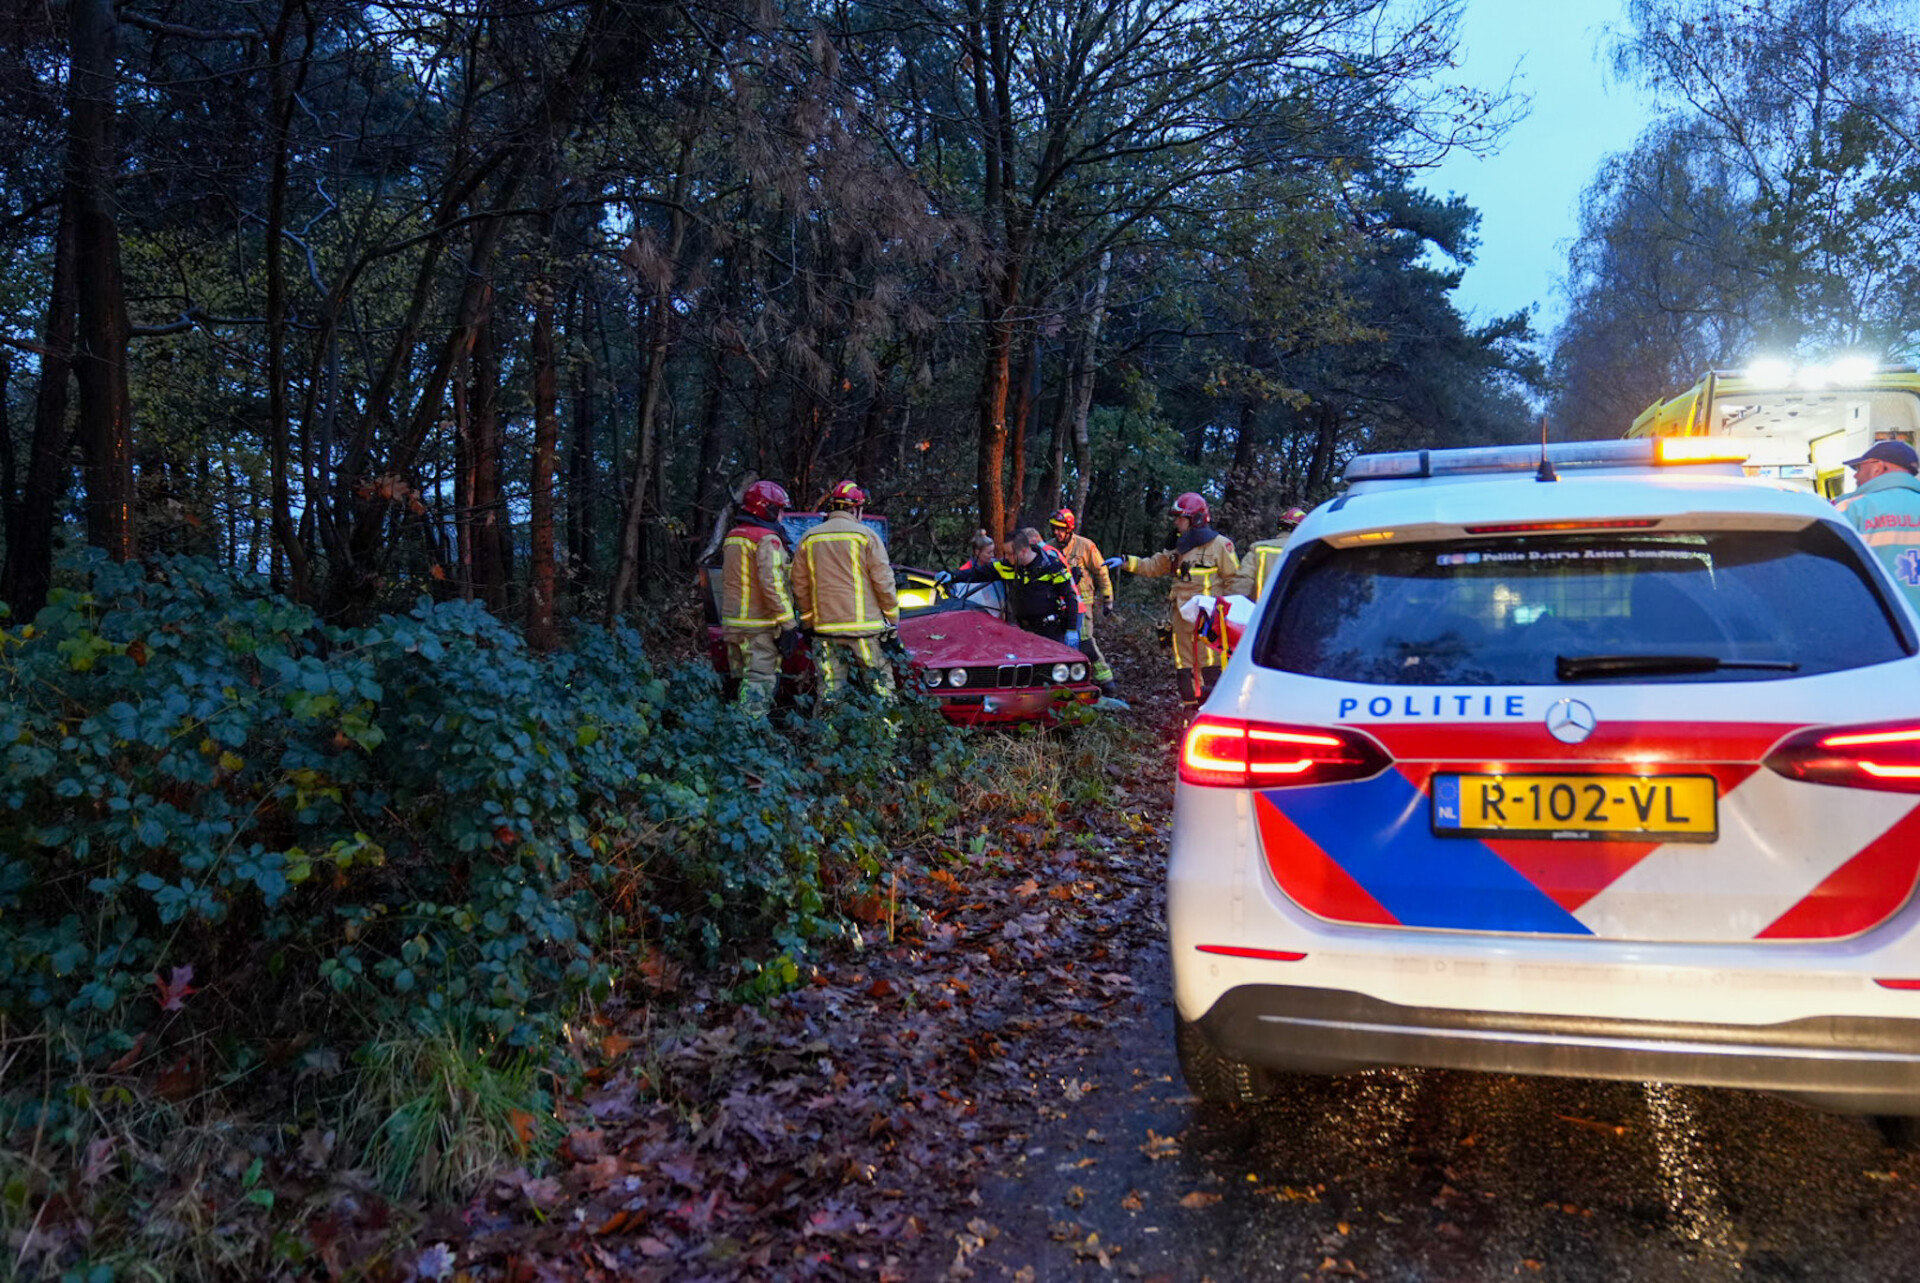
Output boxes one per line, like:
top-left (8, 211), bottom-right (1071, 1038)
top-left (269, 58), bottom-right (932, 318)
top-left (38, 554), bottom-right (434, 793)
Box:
top-left (1556, 653), bottom-right (1801, 681)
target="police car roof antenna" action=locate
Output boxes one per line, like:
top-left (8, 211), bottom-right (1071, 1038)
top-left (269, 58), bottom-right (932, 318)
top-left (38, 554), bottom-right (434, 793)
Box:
top-left (1534, 414), bottom-right (1557, 483)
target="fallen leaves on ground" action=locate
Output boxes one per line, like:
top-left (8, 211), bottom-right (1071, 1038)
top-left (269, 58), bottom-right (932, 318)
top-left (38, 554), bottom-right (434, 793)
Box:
top-left (444, 686), bottom-right (1181, 1281)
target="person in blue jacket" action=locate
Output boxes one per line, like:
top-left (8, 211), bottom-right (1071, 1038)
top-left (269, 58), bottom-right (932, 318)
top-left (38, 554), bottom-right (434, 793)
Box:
top-left (1834, 439), bottom-right (1920, 614)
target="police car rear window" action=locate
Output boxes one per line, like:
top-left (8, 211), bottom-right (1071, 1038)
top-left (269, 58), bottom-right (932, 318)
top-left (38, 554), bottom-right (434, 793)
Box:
top-left (1258, 525), bottom-right (1910, 685)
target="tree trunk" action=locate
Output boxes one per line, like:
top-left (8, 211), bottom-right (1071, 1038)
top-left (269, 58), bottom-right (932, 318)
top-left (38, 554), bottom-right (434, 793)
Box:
top-left (974, 260), bottom-right (1022, 543)
top-left (607, 141), bottom-right (693, 620)
top-left (1, 203), bottom-right (78, 615)
top-left (567, 315), bottom-right (596, 583)
top-left (68, 0), bottom-right (135, 563)
top-left (470, 304), bottom-right (508, 613)
top-left (264, 0), bottom-right (314, 601)
top-left (1068, 252), bottom-right (1111, 520)
top-left (527, 282), bottom-right (559, 650)
top-left (1008, 330), bottom-right (1038, 525)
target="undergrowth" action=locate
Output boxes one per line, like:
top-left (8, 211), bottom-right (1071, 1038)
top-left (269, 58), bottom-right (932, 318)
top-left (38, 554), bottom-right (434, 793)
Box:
top-left (0, 551), bottom-right (968, 1279)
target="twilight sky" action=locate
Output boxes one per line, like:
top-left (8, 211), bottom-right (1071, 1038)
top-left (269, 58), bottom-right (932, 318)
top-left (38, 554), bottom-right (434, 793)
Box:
top-left (1422, 0), bottom-right (1660, 340)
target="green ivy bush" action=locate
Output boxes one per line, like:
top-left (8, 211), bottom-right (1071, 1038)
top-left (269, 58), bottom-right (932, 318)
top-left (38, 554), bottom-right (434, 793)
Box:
top-left (0, 552), bottom-right (963, 1084)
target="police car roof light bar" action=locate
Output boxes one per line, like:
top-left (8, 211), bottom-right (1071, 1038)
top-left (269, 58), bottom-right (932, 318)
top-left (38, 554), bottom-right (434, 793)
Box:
top-left (1345, 438), bottom-right (1749, 484)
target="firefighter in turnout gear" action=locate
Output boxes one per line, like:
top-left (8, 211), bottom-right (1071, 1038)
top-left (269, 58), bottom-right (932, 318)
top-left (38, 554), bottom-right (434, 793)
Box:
top-left (1106, 492), bottom-right (1238, 709)
top-left (938, 527), bottom-right (1082, 643)
top-left (1226, 505), bottom-right (1306, 602)
top-left (792, 481), bottom-right (899, 700)
top-left (719, 480), bottom-right (799, 716)
top-left (1047, 508), bottom-right (1117, 694)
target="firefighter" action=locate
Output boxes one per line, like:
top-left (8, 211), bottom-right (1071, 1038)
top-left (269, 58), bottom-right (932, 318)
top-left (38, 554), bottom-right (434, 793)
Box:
top-left (937, 527), bottom-right (1082, 644)
top-left (1226, 506), bottom-right (1306, 602)
top-left (792, 480), bottom-right (899, 700)
top-left (1046, 507), bottom-right (1118, 694)
top-left (719, 479), bottom-right (798, 716)
top-left (1105, 492), bottom-right (1238, 709)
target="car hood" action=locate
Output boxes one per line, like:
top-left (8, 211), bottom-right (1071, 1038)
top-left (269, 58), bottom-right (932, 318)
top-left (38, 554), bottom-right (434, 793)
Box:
top-left (898, 606), bottom-right (1085, 667)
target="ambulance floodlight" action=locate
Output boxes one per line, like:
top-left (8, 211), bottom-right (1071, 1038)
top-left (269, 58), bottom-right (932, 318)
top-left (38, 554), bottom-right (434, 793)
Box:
top-left (1828, 355), bottom-right (1880, 383)
top-left (1745, 357), bottom-right (1794, 387)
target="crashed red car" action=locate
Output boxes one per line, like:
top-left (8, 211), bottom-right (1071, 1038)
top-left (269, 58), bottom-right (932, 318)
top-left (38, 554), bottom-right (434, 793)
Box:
top-left (700, 513), bottom-right (1099, 724)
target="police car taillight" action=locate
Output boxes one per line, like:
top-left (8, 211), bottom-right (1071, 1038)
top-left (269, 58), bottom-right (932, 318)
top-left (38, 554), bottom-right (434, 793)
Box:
top-left (1179, 717), bottom-right (1390, 789)
top-left (1764, 721), bottom-right (1920, 793)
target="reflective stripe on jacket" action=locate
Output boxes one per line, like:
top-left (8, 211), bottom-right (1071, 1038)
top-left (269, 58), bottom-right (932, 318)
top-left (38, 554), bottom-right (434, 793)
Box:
top-left (720, 524), bottom-right (796, 630)
top-left (793, 512), bottom-right (898, 636)
top-left (1835, 470), bottom-right (1920, 612)
top-left (1227, 535), bottom-right (1290, 601)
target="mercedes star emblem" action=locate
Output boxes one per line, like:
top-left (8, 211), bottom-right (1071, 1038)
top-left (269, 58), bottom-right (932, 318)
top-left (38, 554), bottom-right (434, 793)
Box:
top-left (1545, 698), bottom-right (1597, 745)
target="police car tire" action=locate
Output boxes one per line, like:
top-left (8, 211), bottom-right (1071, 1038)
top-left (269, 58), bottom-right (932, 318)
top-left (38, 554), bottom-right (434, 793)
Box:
top-left (1873, 1114), bottom-right (1920, 1151)
top-left (1175, 1015), bottom-right (1275, 1105)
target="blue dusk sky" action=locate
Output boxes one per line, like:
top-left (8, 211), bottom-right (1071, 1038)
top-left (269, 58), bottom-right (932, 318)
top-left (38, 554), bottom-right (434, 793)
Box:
top-left (1422, 0), bottom-right (1661, 340)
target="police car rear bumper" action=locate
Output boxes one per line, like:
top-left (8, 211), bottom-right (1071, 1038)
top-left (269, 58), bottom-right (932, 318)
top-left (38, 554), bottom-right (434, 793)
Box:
top-left (1198, 984), bottom-right (1920, 1114)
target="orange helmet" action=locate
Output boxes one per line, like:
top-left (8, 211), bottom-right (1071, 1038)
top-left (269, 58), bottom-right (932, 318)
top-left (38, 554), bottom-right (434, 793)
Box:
top-left (741, 480), bottom-right (790, 521)
top-left (1279, 506), bottom-right (1307, 527)
top-left (1171, 492), bottom-right (1210, 523)
top-left (822, 480), bottom-right (867, 512)
top-left (1047, 507), bottom-right (1076, 535)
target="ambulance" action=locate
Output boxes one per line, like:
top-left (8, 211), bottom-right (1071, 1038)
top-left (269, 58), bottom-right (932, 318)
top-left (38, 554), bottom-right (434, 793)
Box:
top-left (1629, 359), bottom-right (1920, 498)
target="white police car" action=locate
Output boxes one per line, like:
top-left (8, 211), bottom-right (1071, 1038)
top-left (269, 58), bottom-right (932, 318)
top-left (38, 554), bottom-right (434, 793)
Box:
top-left (1171, 438), bottom-right (1920, 1131)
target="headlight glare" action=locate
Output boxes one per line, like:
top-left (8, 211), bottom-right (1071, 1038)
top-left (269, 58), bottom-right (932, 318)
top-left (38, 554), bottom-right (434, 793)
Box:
top-left (947, 667), bottom-right (968, 688)
top-left (1051, 663), bottom-right (1071, 683)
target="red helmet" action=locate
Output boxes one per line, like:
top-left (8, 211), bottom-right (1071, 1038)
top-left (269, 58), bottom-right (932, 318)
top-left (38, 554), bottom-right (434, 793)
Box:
top-left (1047, 507), bottom-right (1077, 535)
top-left (1171, 492), bottom-right (1210, 523)
top-left (822, 480), bottom-right (867, 512)
top-left (741, 480), bottom-right (790, 521)
top-left (1279, 506), bottom-right (1307, 527)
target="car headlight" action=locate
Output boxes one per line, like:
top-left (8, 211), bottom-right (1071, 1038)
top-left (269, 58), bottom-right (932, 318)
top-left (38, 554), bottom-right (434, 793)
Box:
top-left (947, 667), bottom-right (968, 688)
top-left (924, 667), bottom-right (944, 687)
top-left (1050, 663), bottom-right (1071, 683)
top-left (1071, 663), bottom-right (1087, 681)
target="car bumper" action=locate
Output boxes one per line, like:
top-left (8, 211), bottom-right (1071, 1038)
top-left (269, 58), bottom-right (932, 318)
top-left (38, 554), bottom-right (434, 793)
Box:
top-left (1196, 982), bottom-right (1920, 1113)
top-left (936, 686), bottom-right (1098, 724)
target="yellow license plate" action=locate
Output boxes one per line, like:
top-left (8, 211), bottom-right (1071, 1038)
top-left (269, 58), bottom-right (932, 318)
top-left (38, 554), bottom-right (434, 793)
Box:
top-left (1431, 773), bottom-right (1717, 843)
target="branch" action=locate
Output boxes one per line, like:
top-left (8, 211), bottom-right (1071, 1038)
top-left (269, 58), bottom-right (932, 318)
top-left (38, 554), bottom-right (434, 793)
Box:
top-left (118, 10), bottom-right (255, 42)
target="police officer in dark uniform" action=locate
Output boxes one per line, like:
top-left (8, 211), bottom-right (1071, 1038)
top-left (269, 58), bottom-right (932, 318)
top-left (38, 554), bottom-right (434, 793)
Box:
top-left (939, 527), bottom-right (1083, 645)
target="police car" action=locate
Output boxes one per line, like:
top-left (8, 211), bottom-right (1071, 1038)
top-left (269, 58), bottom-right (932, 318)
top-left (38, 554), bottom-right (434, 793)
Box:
top-left (1171, 438), bottom-right (1920, 1131)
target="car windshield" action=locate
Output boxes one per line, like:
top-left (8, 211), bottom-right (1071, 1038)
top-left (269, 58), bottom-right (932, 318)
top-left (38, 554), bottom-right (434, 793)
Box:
top-left (1257, 524), bottom-right (1910, 685)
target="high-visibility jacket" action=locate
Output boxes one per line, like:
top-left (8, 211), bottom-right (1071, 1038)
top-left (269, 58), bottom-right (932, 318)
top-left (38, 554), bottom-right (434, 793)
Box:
top-left (719, 520), bottom-right (796, 632)
top-left (1125, 531), bottom-right (1238, 670)
top-left (1058, 533), bottom-right (1114, 610)
top-left (1226, 534), bottom-right (1290, 601)
top-left (1835, 469), bottom-right (1920, 613)
top-left (793, 512), bottom-right (898, 636)
top-left (948, 551), bottom-right (1082, 630)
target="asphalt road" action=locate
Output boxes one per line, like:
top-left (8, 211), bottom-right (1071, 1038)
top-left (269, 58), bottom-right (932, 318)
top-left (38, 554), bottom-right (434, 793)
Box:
top-left (963, 941), bottom-right (1920, 1282)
